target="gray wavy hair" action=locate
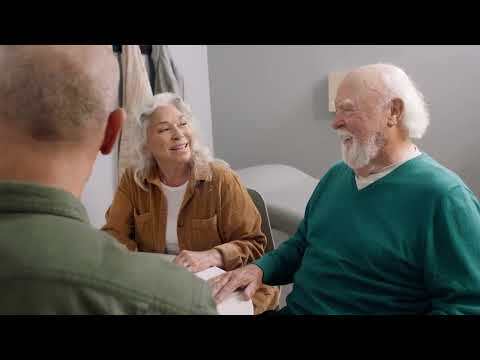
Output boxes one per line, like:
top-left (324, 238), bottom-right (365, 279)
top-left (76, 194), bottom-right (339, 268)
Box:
top-left (132, 92), bottom-right (219, 190)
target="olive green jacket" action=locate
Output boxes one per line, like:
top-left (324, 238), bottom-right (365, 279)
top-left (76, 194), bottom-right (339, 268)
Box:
top-left (0, 181), bottom-right (217, 315)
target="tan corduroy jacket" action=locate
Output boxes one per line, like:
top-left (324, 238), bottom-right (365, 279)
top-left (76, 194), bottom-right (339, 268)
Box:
top-left (102, 161), bottom-right (279, 314)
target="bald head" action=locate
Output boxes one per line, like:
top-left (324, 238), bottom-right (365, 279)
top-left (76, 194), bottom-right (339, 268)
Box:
top-left (337, 63), bottom-right (429, 139)
top-left (0, 45), bottom-right (120, 142)
top-left (338, 64), bottom-right (399, 110)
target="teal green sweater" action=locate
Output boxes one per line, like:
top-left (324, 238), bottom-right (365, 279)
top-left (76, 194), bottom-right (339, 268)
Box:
top-left (256, 154), bottom-right (480, 314)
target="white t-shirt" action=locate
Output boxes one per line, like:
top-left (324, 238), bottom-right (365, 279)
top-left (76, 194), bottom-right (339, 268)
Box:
top-left (160, 181), bottom-right (188, 255)
top-left (355, 148), bottom-right (422, 190)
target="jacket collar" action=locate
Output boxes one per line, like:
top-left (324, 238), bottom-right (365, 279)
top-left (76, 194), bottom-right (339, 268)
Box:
top-left (145, 161), bottom-right (212, 188)
top-left (0, 181), bottom-right (89, 224)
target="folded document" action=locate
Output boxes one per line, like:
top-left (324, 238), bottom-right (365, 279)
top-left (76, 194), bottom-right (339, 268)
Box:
top-left (194, 267), bottom-right (254, 315)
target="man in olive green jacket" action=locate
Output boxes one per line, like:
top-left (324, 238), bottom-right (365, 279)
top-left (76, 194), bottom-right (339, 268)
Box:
top-left (0, 45), bottom-right (217, 315)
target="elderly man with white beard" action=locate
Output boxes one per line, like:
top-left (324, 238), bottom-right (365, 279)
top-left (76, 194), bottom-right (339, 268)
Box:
top-left (209, 63), bottom-right (480, 315)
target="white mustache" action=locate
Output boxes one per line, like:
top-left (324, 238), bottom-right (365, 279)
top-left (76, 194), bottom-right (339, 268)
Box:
top-left (336, 130), bottom-right (354, 142)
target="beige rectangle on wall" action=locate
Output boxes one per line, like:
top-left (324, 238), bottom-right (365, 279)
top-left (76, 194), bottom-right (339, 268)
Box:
top-left (328, 71), bottom-right (348, 112)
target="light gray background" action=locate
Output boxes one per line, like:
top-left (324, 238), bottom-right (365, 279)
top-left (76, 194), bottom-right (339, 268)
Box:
top-left (208, 45), bottom-right (480, 195)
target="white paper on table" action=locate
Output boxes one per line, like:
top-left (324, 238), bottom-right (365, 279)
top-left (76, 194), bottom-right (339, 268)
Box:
top-left (194, 267), bottom-right (254, 315)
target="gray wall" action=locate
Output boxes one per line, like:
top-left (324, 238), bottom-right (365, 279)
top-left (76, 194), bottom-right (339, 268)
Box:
top-left (169, 45), bottom-right (213, 151)
top-left (208, 45), bottom-right (480, 195)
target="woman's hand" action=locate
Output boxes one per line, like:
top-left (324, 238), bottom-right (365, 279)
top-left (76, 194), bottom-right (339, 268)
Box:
top-left (173, 249), bottom-right (224, 273)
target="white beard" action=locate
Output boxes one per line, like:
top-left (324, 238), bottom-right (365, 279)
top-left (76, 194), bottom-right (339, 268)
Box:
top-left (338, 131), bottom-right (383, 170)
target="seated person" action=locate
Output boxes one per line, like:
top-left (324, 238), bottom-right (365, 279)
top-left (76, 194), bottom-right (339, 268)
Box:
top-left (209, 63), bottom-right (480, 315)
top-left (0, 45), bottom-right (217, 314)
top-left (102, 93), bottom-right (280, 314)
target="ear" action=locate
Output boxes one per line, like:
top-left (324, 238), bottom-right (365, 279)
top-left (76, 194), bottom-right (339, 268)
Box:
top-left (387, 98), bottom-right (404, 127)
top-left (100, 108), bottom-right (125, 155)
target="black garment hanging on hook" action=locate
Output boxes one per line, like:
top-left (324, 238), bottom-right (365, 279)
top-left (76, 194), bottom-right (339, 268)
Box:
top-left (112, 45), bottom-right (152, 55)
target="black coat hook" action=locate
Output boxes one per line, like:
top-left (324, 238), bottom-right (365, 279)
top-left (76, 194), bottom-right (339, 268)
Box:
top-left (112, 45), bottom-right (152, 55)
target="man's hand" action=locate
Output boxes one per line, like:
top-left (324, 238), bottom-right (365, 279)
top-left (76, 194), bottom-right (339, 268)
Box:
top-left (208, 264), bottom-right (264, 304)
top-left (173, 249), bottom-right (224, 273)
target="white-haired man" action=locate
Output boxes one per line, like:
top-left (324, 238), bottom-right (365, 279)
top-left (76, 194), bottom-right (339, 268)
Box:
top-left (210, 63), bottom-right (480, 315)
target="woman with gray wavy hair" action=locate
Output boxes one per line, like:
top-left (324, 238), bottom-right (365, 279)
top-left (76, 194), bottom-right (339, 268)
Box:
top-left (132, 93), bottom-right (215, 191)
top-left (102, 92), bottom-right (279, 314)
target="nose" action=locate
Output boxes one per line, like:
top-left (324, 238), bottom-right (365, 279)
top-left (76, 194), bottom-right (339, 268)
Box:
top-left (171, 125), bottom-right (184, 140)
top-left (331, 113), bottom-right (345, 130)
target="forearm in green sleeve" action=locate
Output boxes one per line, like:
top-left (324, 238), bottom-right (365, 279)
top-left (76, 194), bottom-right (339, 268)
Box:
top-left (255, 219), bottom-right (308, 285)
